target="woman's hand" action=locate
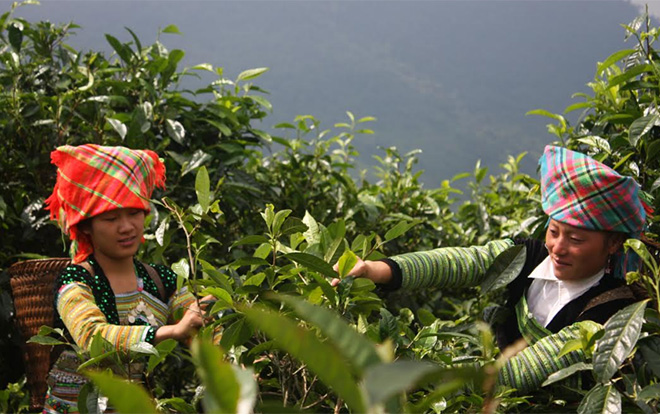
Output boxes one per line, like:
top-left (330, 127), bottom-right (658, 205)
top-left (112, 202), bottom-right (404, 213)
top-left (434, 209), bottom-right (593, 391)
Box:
top-left (155, 294), bottom-right (216, 344)
top-left (330, 258), bottom-right (393, 287)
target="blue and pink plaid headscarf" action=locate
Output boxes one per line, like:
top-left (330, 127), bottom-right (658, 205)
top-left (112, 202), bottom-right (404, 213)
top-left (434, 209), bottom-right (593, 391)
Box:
top-left (540, 145), bottom-right (652, 277)
top-left (540, 145), bottom-right (649, 236)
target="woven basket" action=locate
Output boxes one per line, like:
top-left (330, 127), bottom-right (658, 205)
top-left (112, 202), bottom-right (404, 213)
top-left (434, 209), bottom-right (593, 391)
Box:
top-left (8, 258), bottom-right (70, 412)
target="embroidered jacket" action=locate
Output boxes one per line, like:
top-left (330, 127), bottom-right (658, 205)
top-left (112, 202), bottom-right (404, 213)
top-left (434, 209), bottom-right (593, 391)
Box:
top-left (43, 258), bottom-right (196, 414)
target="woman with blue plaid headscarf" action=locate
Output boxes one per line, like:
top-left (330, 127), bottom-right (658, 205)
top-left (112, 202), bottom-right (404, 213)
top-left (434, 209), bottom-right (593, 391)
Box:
top-left (333, 145), bottom-right (652, 393)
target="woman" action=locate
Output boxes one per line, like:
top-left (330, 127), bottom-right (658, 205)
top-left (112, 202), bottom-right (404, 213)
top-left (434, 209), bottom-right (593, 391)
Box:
top-left (335, 145), bottom-right (652, 392)
top-left (42, 144), bottom-right (209, 413)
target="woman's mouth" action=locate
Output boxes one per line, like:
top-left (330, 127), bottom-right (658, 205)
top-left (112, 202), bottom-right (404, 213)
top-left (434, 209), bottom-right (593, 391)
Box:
top-left (552, 257), bottom-right (571, 268)
top-left (118, 237), bottom-right (136, 247)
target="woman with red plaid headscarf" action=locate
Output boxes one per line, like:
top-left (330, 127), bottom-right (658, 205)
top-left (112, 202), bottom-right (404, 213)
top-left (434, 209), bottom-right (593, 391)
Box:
top-left (334, 145), bottom-right (653, 394)
top-left (42, 144), bottom-right (212, 414)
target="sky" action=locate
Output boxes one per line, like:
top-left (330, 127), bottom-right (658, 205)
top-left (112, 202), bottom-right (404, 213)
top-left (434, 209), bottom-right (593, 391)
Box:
top-left (6, 0), bottom-right (656, 188)
top-left (630, 0), bottom-right (660, 18)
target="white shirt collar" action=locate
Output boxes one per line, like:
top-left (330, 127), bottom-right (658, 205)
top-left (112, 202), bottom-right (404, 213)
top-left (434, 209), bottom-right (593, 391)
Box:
top-left (526, 256), bottom-right (605, 327)
top-left (528, 255), bottom-right (605, 286)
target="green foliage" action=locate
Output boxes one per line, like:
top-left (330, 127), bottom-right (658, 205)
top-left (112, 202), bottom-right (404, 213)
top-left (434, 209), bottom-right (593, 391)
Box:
top-left (480, 245), bottom-right (527, 294)
top-left (243, 301), bottom-right (368, 412)
top-left (85, 371), bottom-right (158, 414)
top-left (242, 293), bottom-right (490, 413)
top-left (0, 378), bottom-right (29, 414)
top-left (144, 197), bottom-right (520, 412)
top-left (190, 338), bottom-right (257, 414)
top-left (0, 0), bottom-right (272, 270)
top-left (593, 300), bottom-right (647, 383)
top-left (577, 383), bottom-right (622, 414)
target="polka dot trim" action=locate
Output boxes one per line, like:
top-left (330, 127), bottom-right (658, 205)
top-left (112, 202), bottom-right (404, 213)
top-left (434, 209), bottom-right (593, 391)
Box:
top-left (145, 327), bottom-right (157, 344)
top-left (149, 263), bottom-right (178, 297)
top-left (54, 259), bottom-right (119, 324)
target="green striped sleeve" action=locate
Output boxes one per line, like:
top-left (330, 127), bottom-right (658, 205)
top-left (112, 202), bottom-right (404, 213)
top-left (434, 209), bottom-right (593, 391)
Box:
top-left (516, 295), bottom-right (553, 344)
top-left (498, 323), bottom-right (586, 393)
top-left (391, 239), bottom-right (514, 290)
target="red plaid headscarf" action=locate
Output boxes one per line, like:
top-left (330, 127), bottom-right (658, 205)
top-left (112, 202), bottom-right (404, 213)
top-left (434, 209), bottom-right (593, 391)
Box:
top-left (45, 144), bottom-right (166, 263)
top-left (539, 145), bottom-right (650, 236)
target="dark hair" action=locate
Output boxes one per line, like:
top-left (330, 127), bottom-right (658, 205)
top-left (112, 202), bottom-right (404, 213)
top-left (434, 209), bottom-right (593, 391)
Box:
top-left (76, 218), bottom-right (92, 234)
top-left (603, 231), bottom-right (628, 251)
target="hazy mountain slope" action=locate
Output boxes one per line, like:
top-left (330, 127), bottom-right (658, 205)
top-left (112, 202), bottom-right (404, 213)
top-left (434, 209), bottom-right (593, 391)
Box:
top-left (14, 1), bottom-right (645, 186)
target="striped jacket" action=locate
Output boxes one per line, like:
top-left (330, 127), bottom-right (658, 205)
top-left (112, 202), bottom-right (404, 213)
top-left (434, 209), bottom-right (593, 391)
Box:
top-left (384, 238), bottom-right (637, 392)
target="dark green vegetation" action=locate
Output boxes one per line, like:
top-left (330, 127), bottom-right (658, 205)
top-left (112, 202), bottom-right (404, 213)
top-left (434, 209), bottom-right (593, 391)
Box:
top-left (1, 2), bottom-right (660, 412)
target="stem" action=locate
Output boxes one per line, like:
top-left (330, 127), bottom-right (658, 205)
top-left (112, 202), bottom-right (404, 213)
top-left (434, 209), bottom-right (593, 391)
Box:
top-left (646, 6), bottom-right (651, 60)
top-left (163, 199), bottom-right (205, 327)
top-left (59, 95), bottom-right (82, 144)
top-left (271, 235), bottom-right (279, 267)
top-left (295, 267), bottom-right (309, 285)
top-left (301, 392), bottom-right (329, 411)
top-left (271, 351), bottom-right (287, 407)
top-left (654, 277), bottom-right (660, 313)
top-left (334, 398), bottom-right (343, 414)
top-left (300, 373), bottom-right (317, 408)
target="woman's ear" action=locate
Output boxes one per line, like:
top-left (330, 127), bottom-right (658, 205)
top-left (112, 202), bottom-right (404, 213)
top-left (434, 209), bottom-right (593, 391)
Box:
top-left (78, 218), bottom-right (92, 236)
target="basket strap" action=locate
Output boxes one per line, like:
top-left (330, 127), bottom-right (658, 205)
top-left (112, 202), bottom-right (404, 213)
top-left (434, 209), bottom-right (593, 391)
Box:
top-left (578, 285), bottom-right (637, 319)
top-left (141, 263), bottom-right (166, 303)
top-left (78, 261), bottom-right (94, 278)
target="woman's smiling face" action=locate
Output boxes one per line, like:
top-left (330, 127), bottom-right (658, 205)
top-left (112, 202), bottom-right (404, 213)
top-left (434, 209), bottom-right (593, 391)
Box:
top-left (545, 220), bottom-right (623, 281)
top-left (85, 208), bottom-right (146, 261)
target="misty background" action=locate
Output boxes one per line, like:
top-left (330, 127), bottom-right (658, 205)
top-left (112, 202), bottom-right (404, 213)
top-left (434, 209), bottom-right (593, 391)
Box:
top-left (8, 1), bottom-right (657, 188)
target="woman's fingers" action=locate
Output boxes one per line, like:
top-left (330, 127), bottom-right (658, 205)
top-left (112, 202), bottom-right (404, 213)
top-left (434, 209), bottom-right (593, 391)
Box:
top-left (331, 257), bottom-right (369, 288)
top-left (333, 257), bottom-right (366, 277)
top-left (198, 294), bottom-right (216, 310)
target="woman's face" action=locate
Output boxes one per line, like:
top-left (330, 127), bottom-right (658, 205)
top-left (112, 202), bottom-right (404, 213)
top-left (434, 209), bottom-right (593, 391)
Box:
top-left (545, 219), bottom-right (623, 281)
top-left (85, 208), bottom-right (146, 261)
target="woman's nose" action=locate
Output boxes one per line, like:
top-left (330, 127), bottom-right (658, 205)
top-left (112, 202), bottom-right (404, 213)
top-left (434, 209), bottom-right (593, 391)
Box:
top-left (117, 215), bottom-right (132, 232)
top-left (549, 238), bottom-right (567, 255)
